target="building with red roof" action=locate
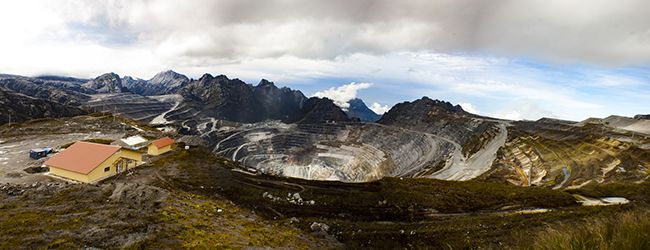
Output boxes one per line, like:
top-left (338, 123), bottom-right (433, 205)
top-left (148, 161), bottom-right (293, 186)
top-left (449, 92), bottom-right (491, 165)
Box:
top-left (44, 141), bottom-right (143, 183)
top-left (147, 137), bottom-right (174, 156)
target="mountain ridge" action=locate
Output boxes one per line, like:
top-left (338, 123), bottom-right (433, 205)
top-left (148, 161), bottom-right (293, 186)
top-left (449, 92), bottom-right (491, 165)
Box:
top-left (346, 98), bottom-right (381, 122)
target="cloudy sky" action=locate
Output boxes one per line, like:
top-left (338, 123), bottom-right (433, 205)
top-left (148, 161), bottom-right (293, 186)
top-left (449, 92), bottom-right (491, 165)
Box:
top-left (1, 0), bottom-right (649, 120)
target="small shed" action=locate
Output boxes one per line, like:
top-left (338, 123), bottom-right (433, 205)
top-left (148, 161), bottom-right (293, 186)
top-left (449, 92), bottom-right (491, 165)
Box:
top-left (147, 137), bottom-right (174, 156)
top-left (115, 135), bottom-right (149, 150)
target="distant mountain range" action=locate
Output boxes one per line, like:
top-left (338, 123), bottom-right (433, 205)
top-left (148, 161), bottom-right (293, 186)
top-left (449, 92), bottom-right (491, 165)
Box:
top-left (0, 71), bottom-right (374, 125)
top-left (1, 70), bottom-right (648, 131)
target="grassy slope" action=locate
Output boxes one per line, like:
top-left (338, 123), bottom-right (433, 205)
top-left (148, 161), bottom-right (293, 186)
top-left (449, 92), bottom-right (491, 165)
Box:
top-left (527, 209), bottom-right (650, 250)
top-left (149, 147), bottom-right (648, 249)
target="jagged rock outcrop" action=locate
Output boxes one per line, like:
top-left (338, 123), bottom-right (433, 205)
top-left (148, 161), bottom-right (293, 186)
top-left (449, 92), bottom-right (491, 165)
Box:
top-left (346, 98), bottom-right (380, 122)
top-left (253, 79), bottom-right (307, 122)
top-left (82, 73), bottom-right (125, 93)
top-left (172, 74), bottom-right (347, 124)
top-left (179, 74), bottom-right (266, 123)
top-left (0, 87), bottom-right (86, 124)
top-left (123, 70), bottom-right (190, 96)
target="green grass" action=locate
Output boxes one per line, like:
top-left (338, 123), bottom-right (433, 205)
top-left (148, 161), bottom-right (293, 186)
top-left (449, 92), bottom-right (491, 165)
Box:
top-left (528, 209), bottom-right (650, 250)
top-left (154, 192), bottom-right (310, 249)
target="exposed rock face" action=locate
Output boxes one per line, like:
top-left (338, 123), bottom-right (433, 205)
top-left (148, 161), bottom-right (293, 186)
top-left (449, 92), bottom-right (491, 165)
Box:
top-left (178, 74), bottom-right (267, 123)
top-left (0, 87), bottom-right (86, 124)
top-left (123, 70), bottom-right (190, 96)
top-left (82, 73), bottom-right (125, 93)
top-left (346, 98), bottom-right (380, 122)
top-left (253, 79), bottom-right (307, 122)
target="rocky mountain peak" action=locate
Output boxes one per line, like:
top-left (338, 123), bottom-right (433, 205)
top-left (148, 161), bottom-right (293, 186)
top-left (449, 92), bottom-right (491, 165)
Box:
top-left (122, 76), bottom-right (138, 81)
top-left (198, 73), bottom-right (214, 82)
top-left (298, 97), bottom-right (350, 123)
top-left (414, 97), bottom-right (465, 114)
top-left (82, 72), bottom-right (124, 93)
top-left (346, 98), bottom-right (381, 122)
top-left (258, 79), bottom-right (276, 88)
top-left (377, 96), bottom-right (492, 148)
top-left (120, 70), bottom-right (190, 96)
top-left (149, 70), bottom-right (189, 87)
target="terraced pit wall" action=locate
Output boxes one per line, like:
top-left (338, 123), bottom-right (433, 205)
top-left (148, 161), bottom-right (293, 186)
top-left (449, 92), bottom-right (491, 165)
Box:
top-left (481, 121), bottom-right (650, 188)
top-left (201, 121), bottom-right (455, 182)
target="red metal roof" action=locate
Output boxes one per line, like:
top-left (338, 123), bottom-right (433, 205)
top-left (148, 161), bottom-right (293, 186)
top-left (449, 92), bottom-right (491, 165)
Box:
top-left (151, 137), bottom-right (174, 148)
top-left (44, 141), bottom-right (121, 174)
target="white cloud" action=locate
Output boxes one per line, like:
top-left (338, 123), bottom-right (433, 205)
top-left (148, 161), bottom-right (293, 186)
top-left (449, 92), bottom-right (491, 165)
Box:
top-left (491, 101), bottom-right (555, 121)
top-left (312, 82), bottom-right (372, 110)
top-left (458, 102), bottom-right (479, 114)
top-left (0, 1), bottom-right (648, 121)
top-left (2, 0), bottom-right (650, 79)
top-left (370, 102), bottom-right (391, 114)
